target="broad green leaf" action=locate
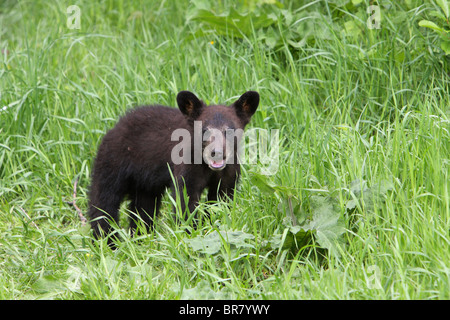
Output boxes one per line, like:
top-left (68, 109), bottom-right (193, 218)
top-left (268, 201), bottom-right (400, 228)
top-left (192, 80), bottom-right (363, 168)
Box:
top-left (436, 0), bottom-right (449, 18)
top-left (303, 196), bottom-right (345, 255)
top-left (187, 7), bottom-right (277, 37)
top-left (343, 20), bottom-right (360, 37)
top-left (224, 230), bottom-right (255, 248)
top-left (186, 229), bottom-right (255, 254)
top-left (281, 9), bottom-right (293, 25)
top-left (249, 171), bottom-right (295, 196)
top-left (290, 226), bottom-right (314, 249)
top-left (346, 179), bottom-right (393, 212)
top-left (287, 38), bottom-right (308, 49)
top-left (181, 280), bottom-right (231, 299)
top-left (271, 195), bottom-right (345, 255)
top-left (269, 227), bottom-right (313, 251)
top-left (190, 0), bottom-right (212, 10)
top-left (419, 20), bottom-right (445, 33)
top-left (32, 274), bottom-right (65, 294)
top-left (429, 10), bottom-right (448, 22)
top-left (278, 197), bottom-right (306, 226)
top-left (440, 38), bottom-right (450, 54)
top-left (248, 171), bottom-right (277, 195)
top-left (186, 231), bottom-right (222, 254)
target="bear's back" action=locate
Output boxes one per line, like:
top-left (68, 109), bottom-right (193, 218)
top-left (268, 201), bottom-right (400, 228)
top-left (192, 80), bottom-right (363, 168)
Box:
top-left (94, 105), bottom-right (189, 190)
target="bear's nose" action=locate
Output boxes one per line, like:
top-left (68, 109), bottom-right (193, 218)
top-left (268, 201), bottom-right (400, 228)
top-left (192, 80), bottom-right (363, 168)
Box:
top-left (211, 149), bottom-right (223, 159)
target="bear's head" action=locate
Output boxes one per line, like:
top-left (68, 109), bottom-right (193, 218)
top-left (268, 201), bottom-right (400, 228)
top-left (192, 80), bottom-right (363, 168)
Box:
top-left (177, 91), bottom-right (259, 171)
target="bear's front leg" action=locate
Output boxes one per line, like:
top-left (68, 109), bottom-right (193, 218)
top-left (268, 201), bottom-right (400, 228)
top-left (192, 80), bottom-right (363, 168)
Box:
top-left (207, 165), bottom-right (241, 202)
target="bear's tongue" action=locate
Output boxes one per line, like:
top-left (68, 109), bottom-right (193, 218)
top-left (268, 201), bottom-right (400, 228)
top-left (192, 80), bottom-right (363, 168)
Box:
top-left (210, 159), bottom-right (225, 168)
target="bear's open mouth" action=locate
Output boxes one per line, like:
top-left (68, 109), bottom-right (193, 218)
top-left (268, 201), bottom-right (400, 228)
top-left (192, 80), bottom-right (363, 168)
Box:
top-left (208, 159), bottom-right (226, 170)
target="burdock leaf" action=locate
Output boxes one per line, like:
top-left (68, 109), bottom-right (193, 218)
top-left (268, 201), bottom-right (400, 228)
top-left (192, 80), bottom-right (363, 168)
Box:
top-left (187, 7), bottom-right (277, 37)
top-left (186, 231), bottom-right (222, 254)
top-left (186, 230), bottom-right (255, 254)
top-left (249, 171), bottom-right (277, 195)
top-left (346, 179), bottom-right (393, 212)
top-left (181, 280), bottom-right (231, 299)
top-left (223, 230), bottom-right (255, 249)
top-left (304, 196), bottom-right (346, 256)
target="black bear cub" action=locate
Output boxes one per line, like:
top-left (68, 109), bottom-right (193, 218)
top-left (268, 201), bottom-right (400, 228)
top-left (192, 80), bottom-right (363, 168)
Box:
top-left (88, 90), bottom-right (259, 240)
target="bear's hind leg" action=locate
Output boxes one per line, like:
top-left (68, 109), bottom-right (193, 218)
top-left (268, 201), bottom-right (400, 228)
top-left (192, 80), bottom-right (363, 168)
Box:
top-left (88, 186), bottom-right (125, 247)
top-left (129, 190), bottom-right (162, 236)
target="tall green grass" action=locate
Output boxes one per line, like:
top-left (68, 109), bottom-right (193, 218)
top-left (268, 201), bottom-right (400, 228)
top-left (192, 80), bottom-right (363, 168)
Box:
top-left (0, 0), bottom-right (449, 299)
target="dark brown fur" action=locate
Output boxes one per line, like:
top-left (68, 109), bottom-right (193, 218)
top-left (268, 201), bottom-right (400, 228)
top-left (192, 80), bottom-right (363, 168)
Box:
top-left (88, 91), bottom-right (259, 241)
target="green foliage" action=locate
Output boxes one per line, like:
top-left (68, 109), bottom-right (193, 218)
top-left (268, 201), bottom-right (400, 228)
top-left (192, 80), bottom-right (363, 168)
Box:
top-left (186, 0), bottom-right (331, 51)
top-left (186, 228), bottom-right (255, 254)
top-left (419, 0), bottom-right (450, 54)
top-left (0, 0), bottom-right (449, 300)
top-left (187, 6), bottom-right (278, 38)
top-left (181, 280), bottom-right (232, 299)
top-left (249, 172), bottom-right (394, 257)
top-left (249, 171), bottom-right (345, 256)
top-left (346, 179), bottom-right (394, 213)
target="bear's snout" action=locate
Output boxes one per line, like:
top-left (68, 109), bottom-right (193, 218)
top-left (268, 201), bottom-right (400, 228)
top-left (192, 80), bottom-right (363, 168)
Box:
top-left (204, 138), bottom-right (227, 171)
top-left (208, 147), bottom-right (226, 171)
top-left (210, 148), bottom-right (222, 158)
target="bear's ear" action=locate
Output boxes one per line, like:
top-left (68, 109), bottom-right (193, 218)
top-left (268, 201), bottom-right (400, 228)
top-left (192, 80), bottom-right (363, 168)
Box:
top-left (233, 91), bottom-right (259, 125)
top-left (177, 91), bottom-right (203, 119)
